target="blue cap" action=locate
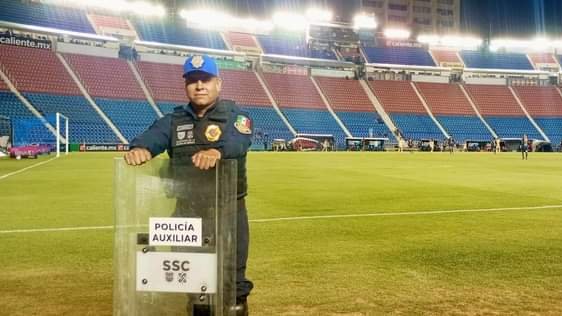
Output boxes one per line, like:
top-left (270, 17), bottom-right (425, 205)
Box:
top-left (183, 54), bottom-right (219, 79)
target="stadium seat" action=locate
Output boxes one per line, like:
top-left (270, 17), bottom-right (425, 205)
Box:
top-left (513, 86), bottom-right (562, 145)
top-left (257, 35), bottom-right (337, 60)
top-left (415, 82), bottom-right (491, 141)
top-left (464, 84), bottom-right (542, 139)
top-left (314, 76), bottom-right (393, 138)
top-left (460, 51), bottom-right (533, 70)
top-left (369, 80), bottom-right (443, 140)
top-left (362, 47), bottom-right (435, 66)
top-left (0, 0), bottom-right (94, 33)
top-left (132, 19), bottom-right (226, 49)
top-left (94, 98), bottom-right (160, 141)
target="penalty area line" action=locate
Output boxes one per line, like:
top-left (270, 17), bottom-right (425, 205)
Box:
top-left (0, 156), bottom-right (59, 181)
top-left (0, 205), bottom-right (561, 234)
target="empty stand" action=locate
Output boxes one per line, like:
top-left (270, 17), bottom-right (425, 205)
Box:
top-left (263, 73), bottom-right (325, 109)
top-left (241, 106), bottom-right (294, 147)
top-left (64, 53), bottom-right (146, 100)
top-left (460, 51), bottom-right (533, 70)
top-left (282, 108), bottom-right (347, 147)
top-left (0, 0), bottom-right (94, 33)
top-left (95, 98), bottom-right (159, 141)
top-left (257, 35), bottom-right (336, 60)
top-left (431, 49), bottom-right (462, 66)
top-left (132, 19), bottom-right (226, 50)
top-left (262, 72), bottom-right (345, 146)
top-left (226, 32), bottom-right (260, 51)
top-left (0, 91), bottom-right (52, 145)
top-left (415, 82), bottom-right (491, 141)
top-left (0, 45), bottom-right (81, 95)
top-left (415, 82), bottom-right (475, 116)
top-left (89, 14), bottom-right (131, 31)
top-left (362, 47), bottom-right (435, 66)
top-left (514, 86), bottom-right (562, 145)
top-left (464, 84), bottom-right (542, 139)
top-left (0, 76), bottom-right (8, 91)
top-left (221, 70), bottom-right (272, 106)
top-left (25, 93), bottom-right (119, 143)
top-left (370, 80), bottom-right (443, 140)
top-left (527, 53), bottom-right (557, 66)
top-left (513, 86), bottom-right (562, 117)
top-left (315, 76), bottom-right (392, 138)
top-left (135, 61), bottom-right (185, 103)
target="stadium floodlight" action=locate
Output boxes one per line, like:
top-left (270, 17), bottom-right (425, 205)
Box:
top-left (417, 34), bottom-right (440, 45)
top-left (418, 34), bottom-right (482, 49)
top-left (273, 12), bottom-right (308, 31)
top-left (128, 1), bottom-right (165, 17)
top-left (306, 8), bottom-right (333, 22)
top-left (180, 9), bottom-right (232, 28)
top-left (441, 35), bottom-right (482, 49)
top-left (46, 0), bottom-right (165, 17)
top-left (384, 28), bottom-right (411, 40)
top-left (353, 13), bottom-right (377, 29)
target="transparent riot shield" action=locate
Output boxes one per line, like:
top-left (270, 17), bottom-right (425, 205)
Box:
top-left (113, 158), bottom-right (237, 316)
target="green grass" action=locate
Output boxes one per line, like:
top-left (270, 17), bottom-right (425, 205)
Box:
top-left (1, 152), bottom-right (562, 315)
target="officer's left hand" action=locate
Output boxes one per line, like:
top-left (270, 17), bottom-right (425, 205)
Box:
top-left (192, 149), bottom-right (221, 170)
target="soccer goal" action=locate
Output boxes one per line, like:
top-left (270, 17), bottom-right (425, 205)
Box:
top-left (0, 115), bottom-right (10, 156)
top-left (55, 113), bottom-right (69, 157)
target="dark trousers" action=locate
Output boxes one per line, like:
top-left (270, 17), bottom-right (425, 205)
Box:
top-left (175, 198), bottom-right (253, 301)
top-left (236, 198), bottom-right (253, 300)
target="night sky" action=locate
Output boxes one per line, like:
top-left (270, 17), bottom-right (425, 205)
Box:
top-left (172, 0), bottom-right (562, 39)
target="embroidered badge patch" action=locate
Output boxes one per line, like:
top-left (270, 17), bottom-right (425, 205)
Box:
top-left (234, 115), bottom-right (252, 135)
top-left (191, 55), bottom-right (205, 68)
top-left (205, 124), bottom-right (222, 142)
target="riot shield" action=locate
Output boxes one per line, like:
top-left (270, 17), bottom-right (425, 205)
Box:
top-left (113, 158), bottom-right (238, 316)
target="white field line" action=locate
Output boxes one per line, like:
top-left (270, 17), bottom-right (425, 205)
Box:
top-left (0, 156), bottom-right (59, 180)
top-left (0, 204), bottom-right (561, 234)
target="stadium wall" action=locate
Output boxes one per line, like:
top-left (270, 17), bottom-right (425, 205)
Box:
top-left (57, 42), bottom-right (118, 58)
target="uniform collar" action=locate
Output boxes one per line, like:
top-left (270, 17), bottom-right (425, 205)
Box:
top-left (185, 99), bottom-right (226, 119)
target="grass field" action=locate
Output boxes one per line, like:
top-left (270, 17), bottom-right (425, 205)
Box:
top-left (1, 152), bottom-right (562, 315)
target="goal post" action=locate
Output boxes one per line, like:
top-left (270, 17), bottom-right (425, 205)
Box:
top-left (56, 112), bottom-right (69, 157)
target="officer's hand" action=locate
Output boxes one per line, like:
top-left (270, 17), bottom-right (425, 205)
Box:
top-left (192, 149), bottom-right (221, 170)
top-left (124, 148), bottom-right (152, 166)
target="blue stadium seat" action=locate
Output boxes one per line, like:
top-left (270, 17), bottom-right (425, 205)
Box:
top-left (362, 47), bottom-right (435, 66)
top-left (281, 108), bottom-right (347, 148)
top-left (534, 118), bottom-right (562, 146)
top-left (435, 115), bottom-right (492, 141)
top-left (484, 116), bottom-right (543, 139)
top-left (157, 102), bottom-right (182, 115)
top-left (0, 92), bottom-right (53, 145)
top-left (460, 51), bottom-right (533, 70)
top-left (257, 35), bottom-right (337, 60)
top-left (335, 111), bottom-right (393, 139)
top-left (390, 113), bottom-right (444, 140)
top-left (95, 98), bottom-right (159, 142)
top-left (25, 93), bottom-right (119, 144)
top-left (132, 19), bottom-right (226, 50)
top-left (241, 106), bottom-right (293, 150)
top-left (0, 0), bottom-right (94, 33)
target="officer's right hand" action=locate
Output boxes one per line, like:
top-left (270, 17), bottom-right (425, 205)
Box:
top-left (124, 148), bottom-right (152, 166)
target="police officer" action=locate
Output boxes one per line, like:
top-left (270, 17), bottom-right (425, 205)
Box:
top-left (124, 54), bottom-right (253, 315)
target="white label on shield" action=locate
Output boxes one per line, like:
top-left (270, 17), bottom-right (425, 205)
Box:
top-left (149, 217), bottom-right (202, 247)
top-left (136, 251), bottom-right (217, 293)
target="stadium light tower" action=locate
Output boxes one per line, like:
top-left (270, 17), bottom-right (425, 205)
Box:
top-left (353, 13), bottom-right (377, 30)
